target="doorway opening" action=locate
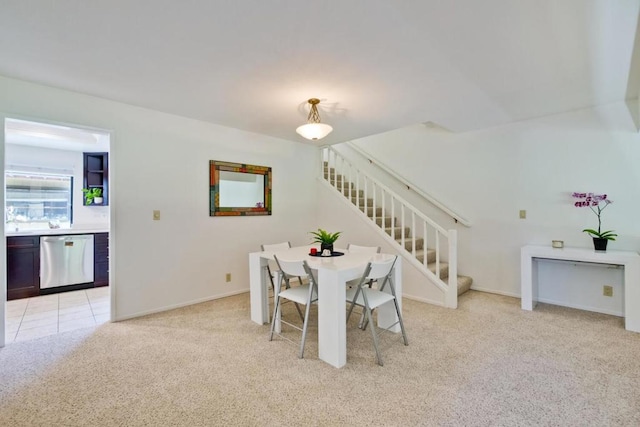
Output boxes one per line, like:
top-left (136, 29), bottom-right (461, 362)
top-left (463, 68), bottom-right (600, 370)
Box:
top-left (2, 117), bottom-right (112, 344)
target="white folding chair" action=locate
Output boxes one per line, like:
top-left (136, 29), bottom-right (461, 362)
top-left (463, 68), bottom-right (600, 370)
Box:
top-left (345, 244), bottom-right (382, 327)
top-left (261, 241), bottom-right (292, 291)
top-left (261, 242), bottom-right (304, 322)
top-left (346, 244), bottom-right (381, 255)
top-left (346, 255), bottom-right (408, 366)
top-left (346, 243), bottom-right (380, 288)
top-left (270, 256), bottom-right (318, 359)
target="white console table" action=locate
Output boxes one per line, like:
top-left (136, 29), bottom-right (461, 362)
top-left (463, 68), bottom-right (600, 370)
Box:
top-left (521, 245), bottom-right (640, 333)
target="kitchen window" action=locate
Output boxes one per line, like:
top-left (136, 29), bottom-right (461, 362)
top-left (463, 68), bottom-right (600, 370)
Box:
top-left (5, 171), bottom-right (73, 231)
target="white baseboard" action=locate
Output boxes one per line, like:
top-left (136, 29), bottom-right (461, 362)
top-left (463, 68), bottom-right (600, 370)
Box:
top-left (402, 293), bottom-right (444, 307)
top-left (115, 289), bottom-right (249, 322)
top-left (404, 288), bottom-right (520, 308)
top-left (536, 297), bottom-right (624, 317)
top-left (469, 286), bottom-right (520, 299)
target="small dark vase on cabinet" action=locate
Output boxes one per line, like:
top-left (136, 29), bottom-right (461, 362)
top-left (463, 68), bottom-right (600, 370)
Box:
top-left (593, 237), bottom-right (608, 252)
top-left (320, 243), bottom-right (334, 254)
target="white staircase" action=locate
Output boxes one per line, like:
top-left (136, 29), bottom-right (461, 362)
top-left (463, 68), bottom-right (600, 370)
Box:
top-left (321, 147), bottom-right (472, 308)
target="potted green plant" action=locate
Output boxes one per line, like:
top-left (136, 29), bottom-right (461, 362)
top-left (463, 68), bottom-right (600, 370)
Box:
top-left (82, 187), bottom-right (103, 205)
top-left (572, 192), bottom-right (617, 251)
top-left (92, 188), bottom-right (104, 205)
top-left (310, 228), bottom-right (341, 254)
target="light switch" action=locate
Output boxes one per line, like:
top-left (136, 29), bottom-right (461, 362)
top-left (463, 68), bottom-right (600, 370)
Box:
top-left (519, 210), bottom-right (526, 219)
top-left (153, 210), bottom-right (161, 220)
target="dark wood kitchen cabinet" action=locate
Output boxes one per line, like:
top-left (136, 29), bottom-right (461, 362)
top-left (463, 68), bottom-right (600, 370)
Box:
top-left (94, 232), bottom-right (109, 287)
top-left (7, 236), bottom-right (40, 300)
top-left (83, 152), bottom-right (109, 206)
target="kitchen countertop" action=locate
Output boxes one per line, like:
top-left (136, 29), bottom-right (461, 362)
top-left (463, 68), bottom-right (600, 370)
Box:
top-left (6, 228), bottom-right (109, 237)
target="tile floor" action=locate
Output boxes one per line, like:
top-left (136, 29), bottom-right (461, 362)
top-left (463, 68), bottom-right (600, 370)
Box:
top-left (5, 287), bottom-right (110, 343)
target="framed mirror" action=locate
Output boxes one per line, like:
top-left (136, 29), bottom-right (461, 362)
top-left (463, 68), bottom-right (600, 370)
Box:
top-left (209, 160), bottom-right (272, 216)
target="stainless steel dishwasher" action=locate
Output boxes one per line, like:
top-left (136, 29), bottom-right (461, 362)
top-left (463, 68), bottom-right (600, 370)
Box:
top-left (40, 234), bottom-right (94, 289)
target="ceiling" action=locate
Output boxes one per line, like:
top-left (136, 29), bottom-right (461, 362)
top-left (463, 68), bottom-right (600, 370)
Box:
top-left (4, 118), bottom-right (110, 152)
top-left (1, 1), bottom-right (639, 145)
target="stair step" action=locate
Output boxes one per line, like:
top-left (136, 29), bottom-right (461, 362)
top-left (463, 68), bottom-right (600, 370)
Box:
top-left (428, 261), bottom-right (449, 279)
top-left (341, 187), bottom-right (363, 197)
top-left (331, 181), bottom-right (356, 190)
top-left (352, 197), bottom-right (375, 207)
top-left (329, 178), bottom-right (351, 187)
top-left (333, 182), bottom-right (356, 191)
top-left (375, 216), bottom-right (396, 227)
top-left (385, 226), bottom-right (411, 238)
top-left (413, 248), bottom-right (436, 264)
top-left (457, 275), bottom-right (473, 296)
top-left (365, 206), bottom-right (384, 217)
top-left (396, 237), bottom-right (424, 251)
top-left (424, 261), bottom-right (473, 296)
top-left (338, 183), bottom-right (359, 191)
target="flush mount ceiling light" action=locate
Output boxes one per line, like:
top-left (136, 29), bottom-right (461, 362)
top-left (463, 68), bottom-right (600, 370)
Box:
top-left (296, 98), bottom-right (333, 141)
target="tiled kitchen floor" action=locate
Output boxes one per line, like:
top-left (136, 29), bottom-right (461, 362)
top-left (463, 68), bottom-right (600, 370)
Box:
top-left (5, 287), bottom-right (110, 343)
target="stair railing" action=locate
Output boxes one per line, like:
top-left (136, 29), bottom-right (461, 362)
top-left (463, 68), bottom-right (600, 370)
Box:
top-left (345, 141), bottom-right (471, 227)
top-left (321, 146), bottom-right (458, 308)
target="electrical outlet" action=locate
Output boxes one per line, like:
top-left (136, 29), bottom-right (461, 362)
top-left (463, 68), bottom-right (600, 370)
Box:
top-left (153, 210), bottom-right (161, 220)
top-left (519, 210), bottom-right (526, 219)
top-left (603, 285), bottom-right (613, 297)
top-left (225, 273), bottom-right (231, 283)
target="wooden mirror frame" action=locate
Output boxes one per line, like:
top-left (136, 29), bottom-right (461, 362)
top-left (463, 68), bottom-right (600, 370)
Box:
top-left (209, 160), bottom-right (272, 216)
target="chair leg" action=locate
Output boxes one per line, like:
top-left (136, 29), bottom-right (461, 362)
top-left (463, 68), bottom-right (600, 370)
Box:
top-left (393, 298), bottom-right (409, 346)
top-left (298, 285), bottom-right (315, 359)
top-left (347, 300), bottom-right (356, 323)
top-left (346, 287), bottom-right (362, 323)
top-left (266, 265), bottom-right (275, 291)
top-left (365, 305), bottom-right (383, 366)
top-left (298, 303), bottom-right (312, 359)
top-left (269, 294), bottom-right (281, 341)
top-left (361, 307), bottom-right (375, 330)
top-left (358, 310), bottom-right (367, 329)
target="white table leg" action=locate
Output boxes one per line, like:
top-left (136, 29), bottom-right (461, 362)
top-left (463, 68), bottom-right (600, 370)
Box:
top-left (317, 268), bottom-right (347, 368)
top-left (377, 258), bottom-right (402, 332)
top-left (249, 252), bottom-right (269, 324)
top-left (520, 250), bottom-right (540, 311)
top-left (625, 261), bottom-right (640, 332)
top-left (520, 250), bottom-right (534, 310)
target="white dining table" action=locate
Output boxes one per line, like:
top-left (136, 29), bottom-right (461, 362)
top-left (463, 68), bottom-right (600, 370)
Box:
top-left (249, 245), bottom-right (402, 368)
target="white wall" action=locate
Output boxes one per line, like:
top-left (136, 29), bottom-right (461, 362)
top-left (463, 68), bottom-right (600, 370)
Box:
top-left (349, 102), bottom-right (640, 303)
top-left (0, 75), bottom-right (319, 322)
top-left (4, 144), bottom-right (110, 228)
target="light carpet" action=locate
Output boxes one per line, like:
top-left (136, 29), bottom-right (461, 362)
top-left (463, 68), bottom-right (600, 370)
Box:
top-left (1, 290), bottom-right (639, 426)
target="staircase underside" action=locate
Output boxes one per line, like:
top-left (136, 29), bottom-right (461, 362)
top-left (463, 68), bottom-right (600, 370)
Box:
top-left (327, 170), bottom-right (473, 297)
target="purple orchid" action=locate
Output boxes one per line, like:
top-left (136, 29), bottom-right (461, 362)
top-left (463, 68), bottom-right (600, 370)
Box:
top-left (572, 192), bottom-right (616, 240)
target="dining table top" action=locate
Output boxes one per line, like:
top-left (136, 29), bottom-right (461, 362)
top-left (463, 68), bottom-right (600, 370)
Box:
top-left (258, 244), bottom-right (397, 271)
